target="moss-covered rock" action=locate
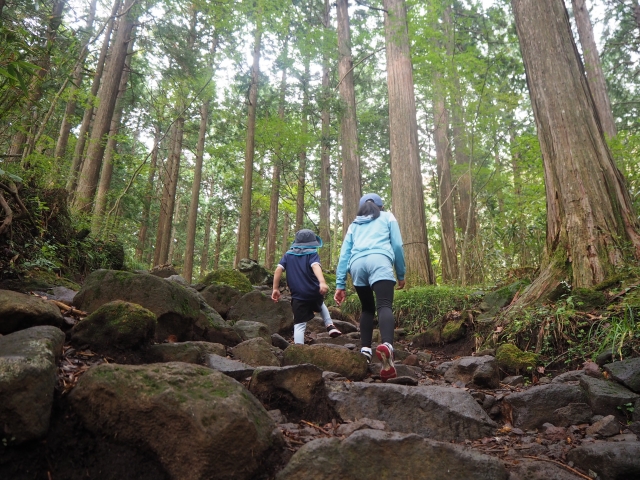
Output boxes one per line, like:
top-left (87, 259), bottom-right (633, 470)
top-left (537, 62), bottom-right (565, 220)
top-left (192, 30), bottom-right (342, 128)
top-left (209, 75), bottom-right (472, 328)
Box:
top-left (71, 300), bottom-right (156, 350)
top-left (571, 288), bottom-right (607, 309)
top-left (145, 341), bottom-right (226, 364)
top-left (227, 290), bottom-right (294, 335)
top-left (201, 269), bottom-right (252, 294)
top-left (495, 344), bottom-right (538, 373)
top-left (441, 319), bottom-right (467, 343)
top-left (283, 344), bottom-right (368, 381)
top-left (237, 258), bottom-right (273, 286)
top-left (200, 283), bottom-right (242, 318)
top-left (0, 289), bottom-right (65, 335)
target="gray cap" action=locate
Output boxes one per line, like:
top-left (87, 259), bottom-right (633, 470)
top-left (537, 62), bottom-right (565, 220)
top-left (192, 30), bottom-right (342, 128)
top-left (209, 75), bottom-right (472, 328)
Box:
top-left (292, 229), bottom-right (322, 247)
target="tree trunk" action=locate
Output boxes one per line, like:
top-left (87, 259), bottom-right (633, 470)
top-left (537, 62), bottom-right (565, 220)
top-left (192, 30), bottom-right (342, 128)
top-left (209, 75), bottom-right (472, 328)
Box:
top-left (337, 0), bottom-right (362, 234)
top-left (154, 124), bottom-right (177, 266)
top-left (281, 212), bottom-right (290, 257)
top-left (265, 40), bottom-right (288, 270)
top-left (384, 0), bottom-right (434, 285)
top-left (200, 208), bottom-right (212, 276)
top-left (214, 208), bottom-right (223, 270)
top-left (319, 0), bottom-right (332, 268)
top-left (136, 124), bottom-right (160, 263)
top-left (433, 71), bottom-right (458, 283)
top-left (252, 208), bottom-right (262, 262)
top-left (571, 0), bottom-right (616, 139)
top-left (90, 38), bottom-right (134, 236)
top-left (66, 0), bottom-right (121, 194)
top-left (73, 0), bottom-right (138, 212)
top-left (168, 196), bottom-right (182, 264)
top-left (511, 0), bottom-right (640, 304)
top-left (296, 60), bottom-right (310, 232)
top-left (236, 19), bottom-right (262, 263)
top-left (54, 0), bottom-right (98, 162)
top-left (633, 0), bottom-right (640, 32)
top-left (183, 100), bottom-right (210, 282)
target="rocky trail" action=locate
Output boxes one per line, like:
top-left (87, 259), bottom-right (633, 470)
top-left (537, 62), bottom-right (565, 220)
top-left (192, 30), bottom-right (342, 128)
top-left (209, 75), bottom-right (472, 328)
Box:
top-left (1, 264), bottom-right (640, 479)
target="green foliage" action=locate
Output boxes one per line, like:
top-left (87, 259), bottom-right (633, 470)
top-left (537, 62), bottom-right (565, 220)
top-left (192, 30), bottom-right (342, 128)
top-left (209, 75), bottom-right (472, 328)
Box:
top-left (201, 269), bottom-right (252, 294)
top-left (495, 344), bottom-right (538, 373)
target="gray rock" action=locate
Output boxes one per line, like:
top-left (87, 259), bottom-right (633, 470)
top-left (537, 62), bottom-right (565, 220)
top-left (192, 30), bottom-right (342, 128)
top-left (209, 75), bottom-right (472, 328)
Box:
top-left (579, 374), bottom-right (640, 420)
top-left (502, 375), bottom-right (524, 387)
top-left (233, 320), bottom-right (272, 343)
top-left (336, 418), bottom-right (387, 436)
top-left (327, 382), bottom-right (497, 441)
top-left (228, 290), bottom-right (294, 335)
top-left (604, 358), bottom-right (640, 393)
top-left (443, 356), bottom-right (500, 389)
top-left (586, 414), bottom-right (620, 437)
top-left (148, 264), bottom-right (178, 278)
top-left (417, 351), bottom-right (433, 363)
top-left (0, 326), bottom-right (64, 444)
top-left (283, 344), bottom-right (368, 381)
top-left (0, 290), bottom-right (64, 334)
top-left (595, 350), bottom-right (613, 366)
top-left (232, 337), bottom-right (280, 367)
top-left (332, 319), bottom-right (357, 334)
top-left (554, 403), bottom-right (593, 427)
top-left (609, 433), bottom-right (638, 442)
top-left (268, 409), bottom-right (287, 424)
top-left (205, 353), bottom-right (254, 380)
top-left (271, 333), bottom-right (290, 350)
top-left (503, 383), bottom-right (587, 429)
top-left (387, 376), bottom-right (419, 386)
top-left (507, 458), bottom-right (585, 479)
top-left (551, 370), bottom-right (585, 383)
top-left (146, 341), bottom-right (226, 364)
top-left (70, 362), bottom-right (281, 480)
top-left (50, 286), bottom-right (77, 305)
top-left (436, 361), bottom-right (455, 376)
top-left (250, 364), bottom-right (324, 405)
top-left (277, 429), bottom-right (508, 480)
top-left (567, 441), bottom-right (640, 480)
top-left (628, 421), bottom-right (640, 435)
top-left (200, 283), bottom-right (242, 318)
top-left (369, 363), bottom-right (421, 380)
top-left (313, 336), bottom-right (362, 348)
top-left (236, 258), bottom-right (272, 285)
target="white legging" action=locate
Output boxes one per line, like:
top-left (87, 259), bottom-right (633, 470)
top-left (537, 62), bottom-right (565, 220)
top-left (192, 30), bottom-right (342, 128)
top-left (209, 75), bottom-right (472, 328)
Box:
top-left (294, 303), bottom-right (333, 344)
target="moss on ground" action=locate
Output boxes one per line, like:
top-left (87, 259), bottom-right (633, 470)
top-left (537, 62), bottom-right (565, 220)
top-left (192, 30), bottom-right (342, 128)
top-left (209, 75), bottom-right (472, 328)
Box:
top-left (495, 344), bottom-right (538, 372)
top-left (201, 269), bottom-right (252, 294)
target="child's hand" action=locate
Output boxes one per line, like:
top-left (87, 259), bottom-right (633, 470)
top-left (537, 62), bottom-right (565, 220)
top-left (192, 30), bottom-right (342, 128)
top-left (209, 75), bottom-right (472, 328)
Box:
top-left (271, 289), bottom-right (281, 302)
top-left (334, 288), bottom-right (346, 306)
top-left (319, 282), bottom-right (329, 295)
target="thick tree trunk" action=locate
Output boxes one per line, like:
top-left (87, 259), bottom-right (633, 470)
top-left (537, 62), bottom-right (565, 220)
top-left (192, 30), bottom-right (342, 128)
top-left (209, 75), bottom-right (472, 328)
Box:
top-left (337, 0), bottom-right (362, 234)
top-left (200, 208), bottom-right (212, 277)
top-left (136, 124), bottom-right (160, 263)
top-left (154, 124), bottom-right (177, 266)
top-left (168, 196), bottom-right (182, 264)
top-left (296, 61), bottom-right (310, 232)
top-left (252, 208), bottom-right (262, 262)
top-left (319, 0), bottom-right (332, 268)
top-left (384, 0), bottom-right (434, 285)
top-left (281, 212), bottom-right (290, 257)
top-left (433, 71), bottom-right (458, 283)
top-left (512, 0), bottom-right (640, 304)
top-left (73, 0), bottom-right (137, 212)
top-left (55, 0), bottom-right (98, 162)
top-left (183, 100), bottom-right (209, 282)
top-left (571, 0), bottom-right (616, 139)
top-left (214, 208), bottom-right (223, 270)
top-left (236, 22), bottom-right (262, 263)
top-left (66, 0), bottom-right (121, 194)
top-left (90, 39), bottom-right (134, 236)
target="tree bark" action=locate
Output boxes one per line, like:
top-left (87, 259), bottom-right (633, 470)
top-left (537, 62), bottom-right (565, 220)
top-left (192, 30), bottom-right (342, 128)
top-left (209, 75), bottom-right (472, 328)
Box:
top-left (168, 196), bottom-right (182, 264)
top-left (214, 208), bottom-right (223, 270)
top-left (281, 212), bottom-right (290, 257)
top-left (433, 70), bottom-right (458, 283)
top-left (337, 0), bottom-right (362, 234)
top-left (252, 208), bottom-right (262, 262)
top-left (66, 0), bottom-right (121, 194)
top-left (154, 124), bottom-right (177, 266)
top-left (73, 0), bottom-right (137, 212)
top-left (54, 0), bottom-right (98, 162)
top-left (296, 60), bottom-right (310, 232)
top-left (571, 0), bottom-right (616, 139)
top-left (319, 0), bottom-right (332, 268)
top-left (136, 124), bottom-right (160, 263)
top-left (511, 0), bottom-right (640, 304)
top-left (200, 207), bottom-right (212, 277)
top-left (236, 18), bottom-right (262, 263)
top-left (384, 0), bottom-right (434, 285)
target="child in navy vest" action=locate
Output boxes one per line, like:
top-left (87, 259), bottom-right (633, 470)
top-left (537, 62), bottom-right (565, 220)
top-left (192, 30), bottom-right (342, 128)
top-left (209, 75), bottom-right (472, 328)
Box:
top-left (271, 229), bottom-right (341, 344)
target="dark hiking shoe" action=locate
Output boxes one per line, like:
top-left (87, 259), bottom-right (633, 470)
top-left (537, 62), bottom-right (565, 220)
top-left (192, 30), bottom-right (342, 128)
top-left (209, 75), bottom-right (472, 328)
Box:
top-left (327, 324), bottom-right (342, 338)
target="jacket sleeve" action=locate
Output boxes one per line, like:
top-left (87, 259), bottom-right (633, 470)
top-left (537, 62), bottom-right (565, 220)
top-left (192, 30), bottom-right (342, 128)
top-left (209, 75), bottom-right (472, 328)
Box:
top-left (389, 217), bottom-right (406, 281)
top-left (336, 225), bottom-right (354, 290)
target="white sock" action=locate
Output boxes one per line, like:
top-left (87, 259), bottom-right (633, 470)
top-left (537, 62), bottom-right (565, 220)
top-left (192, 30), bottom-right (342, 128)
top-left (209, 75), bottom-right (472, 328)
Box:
top-left (320, 303), bottom-right (333, 327)
top-left (294, 323), bottom-right (306, 344)
top-left (361, 347), bottom-right (372, 355)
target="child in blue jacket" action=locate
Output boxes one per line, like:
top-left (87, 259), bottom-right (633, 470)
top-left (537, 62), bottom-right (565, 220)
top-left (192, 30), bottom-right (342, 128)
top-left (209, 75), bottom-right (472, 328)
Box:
top-left (334, 193), bottom-right (405, 381)
top-left (272, 229), bottom-right (341, 344)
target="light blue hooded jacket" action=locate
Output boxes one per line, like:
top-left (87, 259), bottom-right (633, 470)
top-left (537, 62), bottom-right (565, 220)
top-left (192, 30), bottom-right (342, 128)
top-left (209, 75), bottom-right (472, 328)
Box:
top-left (336, 211), bottom-right (406, 290)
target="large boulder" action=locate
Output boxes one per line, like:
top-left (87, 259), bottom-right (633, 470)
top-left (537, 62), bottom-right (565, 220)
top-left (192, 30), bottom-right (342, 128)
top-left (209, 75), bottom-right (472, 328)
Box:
top-left (69, 362), bottom-right (282, 480)
top-left (604, 358), bottom-right (640, 393)
top-left (205, 354), bottom-right (255, 381)
top-left (237, 258), bottom-right (272, 286)
top-left (200, 284), bottom-right (242, 318)
top-left (283, 344), bottom-right (368, 381)
top-left (227, 290), bottom-right (294, 335)
top-left (443, 356), bottom-right (500, 389)
top-left (0, 326), bottom-right (65, 444)
top-left (0, 289), bottom-right (64, 334)
top-left (233, 320), bottom-right (272, 344)
top-left (73, 270), bottom-right (200, 342)
top-left (276, 429), bottom-right (508, 480)
top-left (327, 382), bottom-right (497, 441)
top-left (503, 383), bottom-right (587, 429)
top-left (232, 338), bottom-right (281, 367)
top-left (70, 300), bottom-right (156, 351)
top-left (567, 441), bottom-right (640, 480)
top-left (579, 375), bottom-right (640, 421)
top-left (507, 458), bottom-right (586, 480)
top-left (146, 341), bottom-right (226, 364)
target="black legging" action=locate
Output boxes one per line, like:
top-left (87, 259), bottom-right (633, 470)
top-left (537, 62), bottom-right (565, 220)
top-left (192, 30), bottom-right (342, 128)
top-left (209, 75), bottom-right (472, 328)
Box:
top-left (355, 280), bottom-right (395, 348)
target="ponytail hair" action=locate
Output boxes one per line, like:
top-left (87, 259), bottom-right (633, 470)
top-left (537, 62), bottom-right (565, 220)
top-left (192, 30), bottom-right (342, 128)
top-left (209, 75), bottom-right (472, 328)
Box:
top-left (357, 200), bottom-right (381, 219)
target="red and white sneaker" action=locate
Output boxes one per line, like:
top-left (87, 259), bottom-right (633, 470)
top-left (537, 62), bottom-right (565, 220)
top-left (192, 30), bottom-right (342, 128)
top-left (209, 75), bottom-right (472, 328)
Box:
top-left (376, 343), bottom-right (396, 381)
top-left (326, 324), bottom-right (342, 338)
